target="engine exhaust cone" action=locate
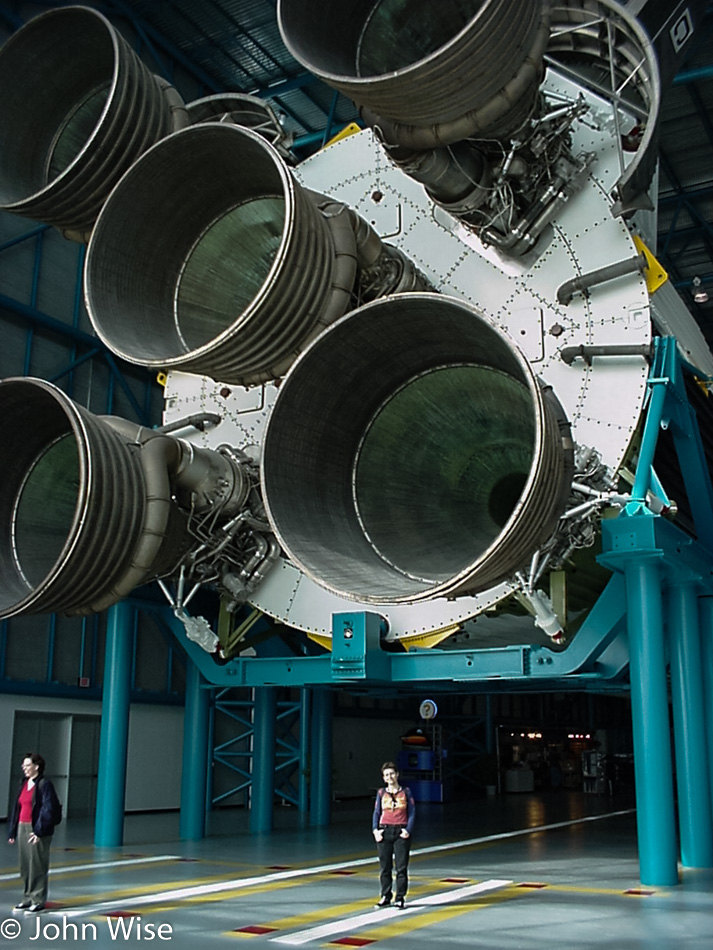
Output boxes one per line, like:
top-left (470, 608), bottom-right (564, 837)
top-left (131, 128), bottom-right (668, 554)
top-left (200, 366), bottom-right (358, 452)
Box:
top-left (0, 378), bottom-right (149, 619)
top-left (261, 294), bottom-right (574, 604)
top-left (0, 6), bottom-right (180, 236)
top-left (84, 123), bottom-right (338, 385)
top-left (277, 0), bottom-right (549, 145)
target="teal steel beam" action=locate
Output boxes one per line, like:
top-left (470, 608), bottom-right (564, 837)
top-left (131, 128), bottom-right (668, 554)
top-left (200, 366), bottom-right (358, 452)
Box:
top-left (179, 661), bottom-right (211, 841)
top-left (0, 224), bottom-right (50, 253)
top-left (310, 688), bottom-right (333, 827)
top-left (700, 597), bottom-right (713, 820)
top-left (668, 584), bottom-right (713, 868)
top-left (0, 294), bottom-right (101, 349)
top-left (299, 689), bottom-right (311, 819)
top-left (250, 687), bottom-right (277, 834)
top-left (274, 700), bottom-right (302, 806)
top-left (95, 601), bottom-right (133, 847)
top-left (624, 558), bottom-right (679, 886)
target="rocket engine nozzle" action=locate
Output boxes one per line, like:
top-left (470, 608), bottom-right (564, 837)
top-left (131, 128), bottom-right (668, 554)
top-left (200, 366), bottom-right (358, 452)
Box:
top-left (0, 378), bottom-right (268, 620)
top-left (0, 5), bottom-right (186, 240)
top-left (261, 293), bottom-right (574, 604)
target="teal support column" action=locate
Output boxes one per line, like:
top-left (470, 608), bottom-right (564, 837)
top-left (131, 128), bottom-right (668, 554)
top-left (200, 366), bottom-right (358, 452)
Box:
top-left (250, 687), bottom-right (277, 834)
top-left (668, 584), bottom-right (713, 868)
top-left (485, 695), bottom-right (494, 755)
top-left (310, 688), bottom-right (333, 827)
top-left (625, 559), bottom-right (679, 885)
top-left (94, 601), bottom-right (133, 847)
top-left (298, 688), bottom-right (311, 819)
top-left (179, 661), bottom-right (211, 841)
top-left (701, 597), bottom-right (713, 816)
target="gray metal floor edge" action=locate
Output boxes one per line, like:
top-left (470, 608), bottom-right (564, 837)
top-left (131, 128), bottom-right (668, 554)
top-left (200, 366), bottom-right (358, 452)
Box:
top-left (1, 791), bottom-right (711, 949)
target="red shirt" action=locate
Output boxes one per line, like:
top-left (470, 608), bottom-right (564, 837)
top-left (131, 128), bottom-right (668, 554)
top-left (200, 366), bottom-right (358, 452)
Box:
top-left (18, 781), bottom-right (34, 823)
top-left (378, 788), bottom-right (409, 827)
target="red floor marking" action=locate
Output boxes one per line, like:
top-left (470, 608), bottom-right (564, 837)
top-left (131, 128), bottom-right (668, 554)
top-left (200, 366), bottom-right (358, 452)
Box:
top-left (441, 878), bottom-right (470, 883)
top-left (330, 869), bottom-right (358, 875)
top-left (330, 939), bottom-right (376, 947)
top-left (518, 882), bottom-right (549, 888)
top-left (233, 925), bottom-right (279, 935)
top-left (625, 889), bottom-right (656, 896)
top-left (266, 865), bottom-right (292, 870)
top-left (106, 912), bottom-right (134, 918)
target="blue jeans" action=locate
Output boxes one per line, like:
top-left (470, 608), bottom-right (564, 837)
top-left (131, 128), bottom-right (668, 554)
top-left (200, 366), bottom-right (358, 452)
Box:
top-left (377, 825), bottom-right (411, 899)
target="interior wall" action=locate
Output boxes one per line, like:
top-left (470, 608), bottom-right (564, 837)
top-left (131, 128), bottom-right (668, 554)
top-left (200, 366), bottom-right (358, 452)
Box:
top-left (0, 694), bottom-right (183, 819)
top-left (332, 715), bottom-right (416, 800)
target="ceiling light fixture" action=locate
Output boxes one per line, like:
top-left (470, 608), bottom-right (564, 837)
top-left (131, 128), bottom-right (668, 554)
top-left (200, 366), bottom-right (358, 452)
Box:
top-left (692, 276), bottom-right (709, 304)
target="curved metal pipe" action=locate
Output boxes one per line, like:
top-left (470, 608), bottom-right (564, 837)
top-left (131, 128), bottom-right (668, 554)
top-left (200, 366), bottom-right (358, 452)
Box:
top-left (278, 0), bottom-right (550, 147)
top-left (556, 252), bottom-right (646, 305)
top-left (98, 420), bottom-right (183, 613)
top-left (0, 6), bottom-right (186, 239)
top-left (261, 293), bottom-right (574, 604)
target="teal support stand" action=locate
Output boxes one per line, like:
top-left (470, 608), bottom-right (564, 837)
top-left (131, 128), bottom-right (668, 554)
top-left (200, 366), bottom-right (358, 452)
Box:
top-left (701, 597), bottom-right (713, 818)
top-left (668, 584), bottom-right (713, 868)
top-left (310, 688), bottom-right (333, 827)
top-left (298, 688), bottom-right (311, 820)
top-left (95, 601), bottom-right (133, 847)
top-left (624, 559), bottom-right (679, 885)
top-left (250, 687), bottom-right (277, 834)
top-left (179, 661), bottom-right (211, 841)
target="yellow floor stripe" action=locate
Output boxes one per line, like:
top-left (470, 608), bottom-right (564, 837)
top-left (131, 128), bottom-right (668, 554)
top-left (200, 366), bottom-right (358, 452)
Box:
top-left (221, 879), bottom-right (465, 939)
top-left (326, 888), bottom-right (517, 945)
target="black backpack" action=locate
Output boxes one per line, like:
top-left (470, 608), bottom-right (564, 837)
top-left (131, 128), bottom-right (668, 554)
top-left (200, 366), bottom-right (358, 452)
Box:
top-left (39, 778), bottom-right (63, 825)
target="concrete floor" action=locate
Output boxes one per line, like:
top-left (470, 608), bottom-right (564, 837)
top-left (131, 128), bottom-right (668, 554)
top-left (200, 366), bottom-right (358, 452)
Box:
top-left (1, 791), bottom-right (712, 949)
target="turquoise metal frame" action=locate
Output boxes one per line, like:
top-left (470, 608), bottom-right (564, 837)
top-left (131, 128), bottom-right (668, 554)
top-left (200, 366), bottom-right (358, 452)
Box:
top-left (95, 337), bottom-right (713, 884)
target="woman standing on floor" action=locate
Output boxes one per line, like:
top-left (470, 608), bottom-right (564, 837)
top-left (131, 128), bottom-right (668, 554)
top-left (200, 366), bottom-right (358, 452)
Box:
top-left (7, 752), bottom-right (62, 913)
top-left (372, 761), bottom-right (416, 909)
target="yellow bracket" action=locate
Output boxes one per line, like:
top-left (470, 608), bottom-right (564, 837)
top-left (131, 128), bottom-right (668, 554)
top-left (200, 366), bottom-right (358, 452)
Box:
top-left (307, 632), bottom-right (333, 652)
top-left (399, 624), bottom-right (461, 651)
top-left (324, 122), bottom-right (362, 149)
top-left (633, 235), bottom-right (668, 294)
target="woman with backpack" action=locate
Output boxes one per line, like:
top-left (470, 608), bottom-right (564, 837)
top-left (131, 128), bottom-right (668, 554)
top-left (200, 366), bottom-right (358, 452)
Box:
top-left (372, 761), bottom-right (416, 909)
top-left (7, 752), bottom-right (62, 913)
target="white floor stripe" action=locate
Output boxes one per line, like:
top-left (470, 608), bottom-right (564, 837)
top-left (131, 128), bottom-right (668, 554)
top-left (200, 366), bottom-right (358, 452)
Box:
top-left (57, 810), bottom-right (633, 917)
top-left (0, 854), bottom-right (181, 883)
top-left (270, 879), bottom-right (513, 945)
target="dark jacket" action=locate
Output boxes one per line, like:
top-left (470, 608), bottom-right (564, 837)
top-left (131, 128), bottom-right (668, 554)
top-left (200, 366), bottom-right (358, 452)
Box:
top-left (8, 777), bottom-right (60, 839)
